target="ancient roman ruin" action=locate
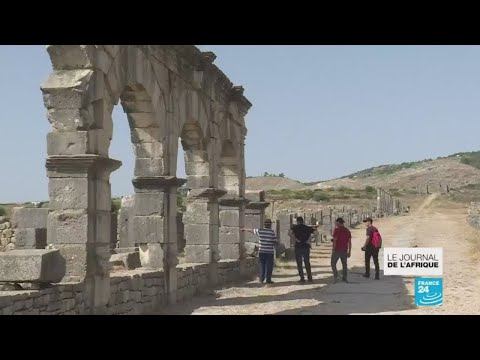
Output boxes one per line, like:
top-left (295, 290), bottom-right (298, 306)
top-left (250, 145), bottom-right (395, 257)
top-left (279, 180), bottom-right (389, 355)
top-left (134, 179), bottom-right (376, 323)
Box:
top-left (0, 45), bottom-right (261, 314)
top-left (0, 46), bottom-right (405, 315)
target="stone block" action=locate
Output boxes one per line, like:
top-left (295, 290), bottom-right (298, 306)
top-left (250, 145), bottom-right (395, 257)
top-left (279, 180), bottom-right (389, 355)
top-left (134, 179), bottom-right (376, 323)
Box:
top-left (47, 131), bottom-right (90, 156)
top-left (218, 244), bottom-right (241, 260)
top-left (46, 45), bottom-right (96, 70)
top-left (219, 226), bottom-right (240, 244)
top-left (15, 228), bottom-right (47, 249)
top-left (185, 161), bottom-right (209, 176)
top-left (183, 205), bottom-right (210, 225)
top-left (134, 142), bottom-right (164, 159)
top-left (41, 69), bottom-right (93, 109)
top-left (2, 228), bottom-right (13, 237)
top-left (109, 252), bottom-right (141, 270)
top-left (127, 112), bottom-right (156, 128)
top-left (134, 158), bottom-right (164, 177)
top-left (139, 243), bottom-right (164, 268)
top-left (185, 175), bottom-right (210, 189)
top-left (219, 210), bottom-right (240, 227)
top-left (184, 224), bottom-right (210, 245)
top-left (47, 107), bottom-right (94, 131)
top-left (134, 193), bottom-right (164, 216)
top-left (0, 249), bottom-right (66, 283)
top-left (245, 190), bottom-right (265, 203)
top-left (12, 208), bottom-right (48, 229)
top-left (130, 128), bottom-right (163, 143)
top-left (48, 177), bottom-right (89, 210)
top-left (133, 216), bottom-right (164, 244)
top-left (52, 244), bottom-right (87, 277)
top-left (47, 210), bottom-right (88, 244)
top-left (184, 245), bottom-right (211, 264)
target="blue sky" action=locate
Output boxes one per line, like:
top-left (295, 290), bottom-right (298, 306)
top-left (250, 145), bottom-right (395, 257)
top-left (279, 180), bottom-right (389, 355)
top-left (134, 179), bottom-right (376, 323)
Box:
top-left (2, 45), bottom-right (480, 203)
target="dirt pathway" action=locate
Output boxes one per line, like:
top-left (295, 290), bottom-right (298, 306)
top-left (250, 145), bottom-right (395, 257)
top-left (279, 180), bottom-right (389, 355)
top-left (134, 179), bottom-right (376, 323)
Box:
top-left (158, 195), bottom-right (480, 314)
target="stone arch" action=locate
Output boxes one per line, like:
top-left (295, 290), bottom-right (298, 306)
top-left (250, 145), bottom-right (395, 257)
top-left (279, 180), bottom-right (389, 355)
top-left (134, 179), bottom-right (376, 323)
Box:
top-left (41, 45), bottom-right (178, 313)
top-left (41, 45), bottom-right (252, 312)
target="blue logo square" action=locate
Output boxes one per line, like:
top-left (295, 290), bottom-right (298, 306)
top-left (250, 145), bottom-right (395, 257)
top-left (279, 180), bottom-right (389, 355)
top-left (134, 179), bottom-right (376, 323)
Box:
top-left (415, 278), bottom-right (443, 306)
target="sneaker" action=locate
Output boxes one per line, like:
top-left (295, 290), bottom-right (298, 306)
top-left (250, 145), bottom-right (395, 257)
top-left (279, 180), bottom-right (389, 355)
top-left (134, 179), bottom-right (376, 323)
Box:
top-left (299, 279), bottom-right (306, 283)
top-left (375, 276), bottom-right (380, 280)
top-left (307, 278), bottom-right (313, 283)
top-left (362, 274), bottom-right (370, 278)
top-left (266, 280), bottom-right (274, 284)
top-left (342, 278), bottom-right (349, 283)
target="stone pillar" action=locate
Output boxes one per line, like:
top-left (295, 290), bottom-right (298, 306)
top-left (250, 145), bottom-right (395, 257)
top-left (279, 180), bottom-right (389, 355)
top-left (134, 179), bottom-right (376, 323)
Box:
top-left (218, 197), bottom-right (249, 260)
top-left (117, 194), bottom-right (135, 250)
top-left (132, 176), bottom-right (186, 305)
top-left (46, 155), bottom-right (121, 314)
top-left (277, 214), bottom-right (293, 248)
top-left (376, 188), bottom-right (381, 214)
top-left (183, 188), bottom-right (226, 285)
top-left (245, 191), bottom-right (270, 256)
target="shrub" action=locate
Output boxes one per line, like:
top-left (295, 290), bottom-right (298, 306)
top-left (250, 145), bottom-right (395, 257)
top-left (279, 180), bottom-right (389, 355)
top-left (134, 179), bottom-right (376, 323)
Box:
top-left (313, 192), bottom-right (330, 202)
top-left (0, 207), bottom-right (5, 216)
top-left (365, 186), bottom-right (375, 193)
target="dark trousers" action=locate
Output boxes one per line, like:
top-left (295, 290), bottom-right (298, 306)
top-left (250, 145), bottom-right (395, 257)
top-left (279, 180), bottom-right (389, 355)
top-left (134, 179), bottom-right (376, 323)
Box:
top-left (331, 251), bottom-right (348, 280)
top-left (365, 245), bottom-right (380, 278)
top-left (295, 246), bottom-right (312, 280)
top-left (259, 252), bottom-right (274, 282)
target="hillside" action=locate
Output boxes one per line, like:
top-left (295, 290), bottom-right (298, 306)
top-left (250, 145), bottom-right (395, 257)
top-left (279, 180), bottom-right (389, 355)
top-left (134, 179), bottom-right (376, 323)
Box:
top-left (247, 151), bottom-right (480, 192)
top-left (246, 177), bottom-right (305, 191)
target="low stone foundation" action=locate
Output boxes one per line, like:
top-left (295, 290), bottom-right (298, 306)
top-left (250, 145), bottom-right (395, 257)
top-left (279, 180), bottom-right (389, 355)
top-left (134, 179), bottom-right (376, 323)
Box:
top-left (0, 257), bottom-right (258, 315)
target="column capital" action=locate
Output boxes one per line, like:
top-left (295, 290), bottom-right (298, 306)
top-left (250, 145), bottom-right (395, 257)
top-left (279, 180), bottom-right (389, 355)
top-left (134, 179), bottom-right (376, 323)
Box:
top-left (245, 201), bottom-right (270, 211)
top-left (132, 176), bottom-right (187, 192)
top-left (219, 196), bottom-right (250, 207)
top-left (187, 187), bottom-right (227, 201)
top-left (46, 155), bottom-right (122, 177)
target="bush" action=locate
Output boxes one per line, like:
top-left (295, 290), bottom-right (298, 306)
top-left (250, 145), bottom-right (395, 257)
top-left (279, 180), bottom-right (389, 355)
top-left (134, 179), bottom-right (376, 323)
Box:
top-left (111, 199), bottom-right (122, 213)
top-left (0, 207), bottom-right (5, 216)
top-left (313, 192), bottom-right (330, 202)
top-left (365, 186), bottom-right (375, 193)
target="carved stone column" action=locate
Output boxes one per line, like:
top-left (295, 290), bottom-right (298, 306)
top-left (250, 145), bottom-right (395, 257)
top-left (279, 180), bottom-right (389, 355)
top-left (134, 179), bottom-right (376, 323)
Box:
top-left (46, 155), bottom-right (121, 314)
top-left (132, 176), bottom-right (186, 304)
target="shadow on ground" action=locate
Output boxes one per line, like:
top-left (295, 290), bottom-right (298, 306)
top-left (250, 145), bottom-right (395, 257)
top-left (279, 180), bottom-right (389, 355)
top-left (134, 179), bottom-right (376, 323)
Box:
top-left (155, 264), bottom-right (415, 315)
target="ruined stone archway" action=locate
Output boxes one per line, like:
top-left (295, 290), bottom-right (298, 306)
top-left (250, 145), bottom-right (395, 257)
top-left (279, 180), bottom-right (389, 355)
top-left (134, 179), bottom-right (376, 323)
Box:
top-left (41, 45), bottom-right (251, 313)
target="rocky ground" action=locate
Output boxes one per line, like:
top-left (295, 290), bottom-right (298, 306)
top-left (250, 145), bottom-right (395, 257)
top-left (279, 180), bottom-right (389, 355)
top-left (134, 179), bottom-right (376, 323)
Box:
top-left (158, 194), bottom-right (480, 315)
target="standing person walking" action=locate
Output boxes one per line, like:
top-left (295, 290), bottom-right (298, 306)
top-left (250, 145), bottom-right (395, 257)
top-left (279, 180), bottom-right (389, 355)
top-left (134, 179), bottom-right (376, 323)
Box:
top-left (289, 217), bottom-right (316, 283)
top-left (331, 217), bottom-right (351, 283)
top-left (361, 217), bottom-right (382, 280)
top-left (241, 219), bottom-right (278, 285)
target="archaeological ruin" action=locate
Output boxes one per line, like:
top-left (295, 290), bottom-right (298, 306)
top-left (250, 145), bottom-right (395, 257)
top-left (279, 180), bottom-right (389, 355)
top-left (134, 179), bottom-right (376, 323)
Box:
top-left (0, 45), bottom-right (261, 314)
top-left (0, 46), bottom-right (405, 315)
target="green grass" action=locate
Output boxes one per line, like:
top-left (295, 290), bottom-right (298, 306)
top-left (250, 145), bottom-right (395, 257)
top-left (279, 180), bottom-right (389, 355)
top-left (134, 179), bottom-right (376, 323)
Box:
top-left (266, 186), bottom-right (386, 202)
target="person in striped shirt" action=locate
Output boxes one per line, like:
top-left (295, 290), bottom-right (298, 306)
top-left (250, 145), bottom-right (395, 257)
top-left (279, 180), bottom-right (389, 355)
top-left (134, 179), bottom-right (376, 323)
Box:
top-left (241, 219), bottom-right (278, 284)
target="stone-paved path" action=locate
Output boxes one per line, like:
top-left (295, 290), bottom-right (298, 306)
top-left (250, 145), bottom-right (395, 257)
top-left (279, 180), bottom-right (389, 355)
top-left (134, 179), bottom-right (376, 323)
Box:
top-left (157, 195), bottom-right (480, 315)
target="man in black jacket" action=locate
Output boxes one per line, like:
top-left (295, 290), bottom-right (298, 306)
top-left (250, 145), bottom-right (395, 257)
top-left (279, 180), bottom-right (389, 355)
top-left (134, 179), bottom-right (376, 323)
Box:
top-left (289, 217), bottom-right (316, 283)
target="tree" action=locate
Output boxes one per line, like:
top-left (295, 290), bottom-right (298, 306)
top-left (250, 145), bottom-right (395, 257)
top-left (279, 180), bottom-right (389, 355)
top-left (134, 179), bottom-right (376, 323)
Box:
top-left (279, 173), bottom-right (285, 178)
top-left (263, 172), bottom-right (269, 177)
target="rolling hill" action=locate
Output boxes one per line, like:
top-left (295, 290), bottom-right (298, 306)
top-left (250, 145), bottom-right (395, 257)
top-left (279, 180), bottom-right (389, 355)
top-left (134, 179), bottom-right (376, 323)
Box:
top-left (246, 151), bottom-right (480, 192)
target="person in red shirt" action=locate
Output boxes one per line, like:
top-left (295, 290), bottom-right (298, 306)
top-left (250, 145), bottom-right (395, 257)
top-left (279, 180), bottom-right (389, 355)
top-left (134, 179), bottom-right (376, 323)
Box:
top-left (331, 217), bottom-right (352, 283)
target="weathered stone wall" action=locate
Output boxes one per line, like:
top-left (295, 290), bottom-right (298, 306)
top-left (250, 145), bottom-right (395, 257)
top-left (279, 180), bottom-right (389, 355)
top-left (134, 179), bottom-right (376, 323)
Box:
top-left (467, 202), bottom-right (480, 229)
top-left (0, 258), bottom-right (258, 315)
top-left (0, 217), bottom-right (15, 252)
